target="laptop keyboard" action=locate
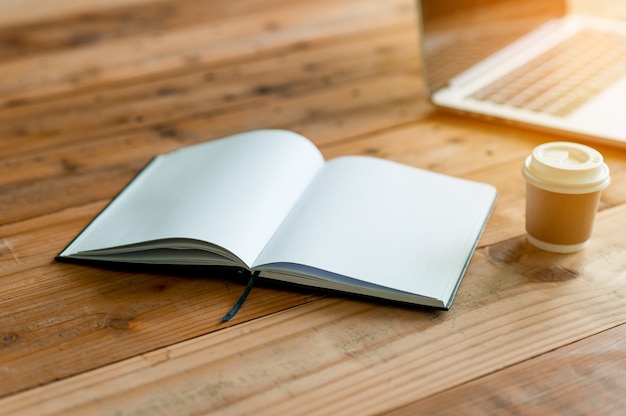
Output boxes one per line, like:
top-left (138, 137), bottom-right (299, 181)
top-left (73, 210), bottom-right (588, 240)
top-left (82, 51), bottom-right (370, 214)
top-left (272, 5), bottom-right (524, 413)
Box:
top-left (469, 29), bottom-right (626, 117)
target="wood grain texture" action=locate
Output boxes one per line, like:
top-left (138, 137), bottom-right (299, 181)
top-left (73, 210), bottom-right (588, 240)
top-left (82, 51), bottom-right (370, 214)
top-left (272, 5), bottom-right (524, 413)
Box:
top-left (3, 203), bottom-right (626, 415)
top-left (1, 0), bottom-right (626, 414)
top-left (386, 323), bottom-right (626, 415)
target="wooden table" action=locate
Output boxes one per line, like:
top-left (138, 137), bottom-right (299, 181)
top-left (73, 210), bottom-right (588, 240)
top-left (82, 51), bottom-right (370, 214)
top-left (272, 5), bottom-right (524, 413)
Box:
top-left (2, 0), bottom-right (626, 414)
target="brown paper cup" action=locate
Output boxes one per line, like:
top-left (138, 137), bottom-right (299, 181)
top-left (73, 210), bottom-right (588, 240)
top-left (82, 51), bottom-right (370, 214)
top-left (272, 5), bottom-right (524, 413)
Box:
top-left (522, 142), bottom-right (610, 253)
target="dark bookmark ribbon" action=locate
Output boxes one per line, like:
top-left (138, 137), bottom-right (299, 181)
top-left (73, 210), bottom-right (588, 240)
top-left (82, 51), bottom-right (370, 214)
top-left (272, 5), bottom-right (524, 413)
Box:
top-left (221, 270), bottom-right (260, 322)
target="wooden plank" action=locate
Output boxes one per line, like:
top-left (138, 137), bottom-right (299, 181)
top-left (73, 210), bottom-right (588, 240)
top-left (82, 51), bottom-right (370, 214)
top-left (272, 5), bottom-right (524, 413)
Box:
top-left (384, 323), bottom-right (626, 415)
top-left (0, 21), bottom-right (420, 155)
top-left (0, 0), bottom-right (160, 27)
top-left (2, 201), bottom-right (626, 414)
top-left (0, 0), bottom-right (415, 108)
top-left (0, 0), bottom-right (299, 61)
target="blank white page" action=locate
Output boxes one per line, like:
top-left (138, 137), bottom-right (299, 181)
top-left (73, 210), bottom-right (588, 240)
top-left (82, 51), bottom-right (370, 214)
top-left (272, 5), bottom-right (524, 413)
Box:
top-left (254, 156), bottom-right (496, 301)
top-left (60, 130), bottom-right (325, 267)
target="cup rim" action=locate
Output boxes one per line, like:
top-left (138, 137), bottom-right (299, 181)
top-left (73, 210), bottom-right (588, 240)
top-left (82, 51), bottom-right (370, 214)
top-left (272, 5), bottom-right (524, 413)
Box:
top-left (522, 142), bottom-right (610, 194)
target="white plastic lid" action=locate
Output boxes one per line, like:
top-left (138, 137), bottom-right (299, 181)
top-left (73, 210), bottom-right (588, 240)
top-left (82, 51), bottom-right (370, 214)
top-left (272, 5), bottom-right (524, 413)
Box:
top-left (522, 142), bottom-right (610, 194)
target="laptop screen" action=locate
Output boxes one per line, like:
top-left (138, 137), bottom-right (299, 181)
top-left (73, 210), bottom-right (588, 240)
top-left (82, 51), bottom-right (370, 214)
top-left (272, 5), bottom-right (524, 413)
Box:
top-left (418, 0), bottom-right (566, 94)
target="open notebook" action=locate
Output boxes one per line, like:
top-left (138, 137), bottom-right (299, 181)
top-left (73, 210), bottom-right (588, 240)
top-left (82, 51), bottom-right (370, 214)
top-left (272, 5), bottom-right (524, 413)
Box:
top-left (57, 130), bottom-right (497, 310)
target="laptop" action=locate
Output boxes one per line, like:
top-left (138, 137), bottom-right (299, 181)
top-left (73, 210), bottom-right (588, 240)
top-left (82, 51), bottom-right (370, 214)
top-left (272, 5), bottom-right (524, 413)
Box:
top-left (417, 0), bottom-right (626, 147)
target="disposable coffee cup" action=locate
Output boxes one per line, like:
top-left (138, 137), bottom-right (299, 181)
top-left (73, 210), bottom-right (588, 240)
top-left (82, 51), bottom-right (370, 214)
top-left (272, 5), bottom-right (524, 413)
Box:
top-left (522, 142), bottom-right (610, 253)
